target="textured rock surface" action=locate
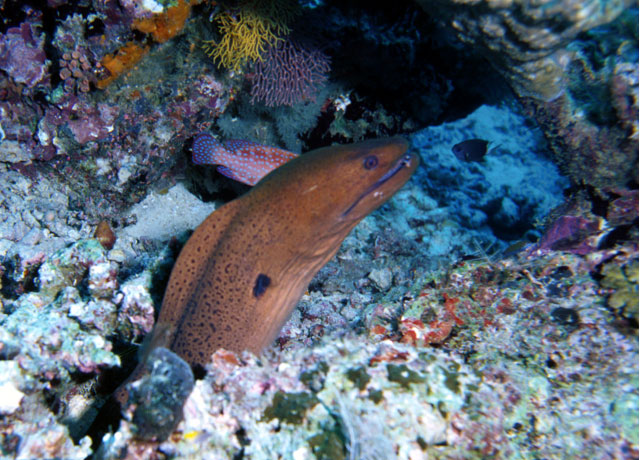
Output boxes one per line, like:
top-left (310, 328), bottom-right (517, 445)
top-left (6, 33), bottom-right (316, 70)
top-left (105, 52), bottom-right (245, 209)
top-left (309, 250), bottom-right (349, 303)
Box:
top-left (417, 0), bottom-right (630, 101)
top-left (125, 347), bottom-right (195, 442)
top-left (416, 0), bottom-right (638, 190)
top-left (120, 183), bottom-right (218, 242)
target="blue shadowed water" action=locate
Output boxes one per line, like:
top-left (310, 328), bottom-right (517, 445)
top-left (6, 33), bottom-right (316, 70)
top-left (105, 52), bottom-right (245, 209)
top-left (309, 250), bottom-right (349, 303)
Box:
top-left (410, 105), bottom-right (569, 242)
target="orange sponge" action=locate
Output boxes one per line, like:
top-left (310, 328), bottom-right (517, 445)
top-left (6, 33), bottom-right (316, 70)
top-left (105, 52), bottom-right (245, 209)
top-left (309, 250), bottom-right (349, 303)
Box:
top-left (133, 0), bottom-right (192, 44)
top-left (96, 42), bottom-right (149, 89)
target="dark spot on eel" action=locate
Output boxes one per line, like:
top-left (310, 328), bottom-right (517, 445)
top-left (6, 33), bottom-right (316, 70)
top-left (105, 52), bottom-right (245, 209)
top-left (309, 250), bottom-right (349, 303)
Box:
top-left (253, 273), bottom-right (271, 297)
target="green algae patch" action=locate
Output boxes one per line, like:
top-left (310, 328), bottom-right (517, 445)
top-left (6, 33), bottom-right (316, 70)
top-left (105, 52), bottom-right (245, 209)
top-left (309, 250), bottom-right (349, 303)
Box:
top-left (368, 389), bottom-right (383, 404)
top-left (301, 361), bottom-right (329, 390)
top-left (308, 423), bottom-right (346, 460)
top-left (387, 364), bottom-right (425, 388)
top-left (601, 259), bottom-right (638, 322)
top-left (346, 366), bottom-right (371, 391)
top-left (442, 368), bottom-right (460, 394)
top-left (263, 391), bottom-right (319, 425)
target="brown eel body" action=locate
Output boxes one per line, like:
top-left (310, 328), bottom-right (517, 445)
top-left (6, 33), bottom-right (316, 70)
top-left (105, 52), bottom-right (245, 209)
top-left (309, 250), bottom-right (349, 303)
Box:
top-left (117, 137), bottom-right (418, 401)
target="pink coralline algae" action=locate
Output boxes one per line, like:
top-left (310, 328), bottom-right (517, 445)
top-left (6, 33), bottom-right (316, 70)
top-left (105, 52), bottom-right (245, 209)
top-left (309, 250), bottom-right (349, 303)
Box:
top-left (606, 188), bottom-right (639, 226)
top-left (0, 21), bottom-right (50, 89)
top-left (36, 94), bottom-right (120, 148)
top-left (66, 101), bottom-right (119, 145)
top-left (250, 40), bottom-right (331, 107)
top-left (534, 215), bottom-right (604, 255)
top-left (115, 273), bottom-right (156, 342)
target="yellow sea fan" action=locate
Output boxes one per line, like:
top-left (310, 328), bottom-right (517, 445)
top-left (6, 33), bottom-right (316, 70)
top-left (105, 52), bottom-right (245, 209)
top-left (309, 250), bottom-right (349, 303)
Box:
top-left (203, 0), bottom-right (300, 72)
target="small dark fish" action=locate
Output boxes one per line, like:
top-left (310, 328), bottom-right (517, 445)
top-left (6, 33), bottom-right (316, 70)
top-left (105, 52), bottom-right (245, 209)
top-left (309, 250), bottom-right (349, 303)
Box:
top-left (452, 139), bottom-right (489, 162)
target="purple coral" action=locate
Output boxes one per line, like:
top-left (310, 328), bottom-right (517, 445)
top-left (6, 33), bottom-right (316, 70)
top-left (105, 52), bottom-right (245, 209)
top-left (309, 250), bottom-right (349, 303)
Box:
top-left (0, 21), bottom-right (50, 88)
top-left (250, 40), bottom-right (330, 107)
top-left (66, 102), bottom-right (119, 144)
top-left (534, 215), bottom-right (603, 255)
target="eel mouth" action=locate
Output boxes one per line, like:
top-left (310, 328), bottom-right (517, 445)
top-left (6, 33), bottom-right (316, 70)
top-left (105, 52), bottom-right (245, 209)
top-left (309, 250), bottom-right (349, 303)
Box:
top-left (341, 153), bottom-right (416, 218)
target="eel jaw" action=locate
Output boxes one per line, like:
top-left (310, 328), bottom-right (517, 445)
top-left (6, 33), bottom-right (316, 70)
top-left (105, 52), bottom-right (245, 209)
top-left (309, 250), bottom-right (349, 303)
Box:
top-left (341, 154), bottom-right (416, 218)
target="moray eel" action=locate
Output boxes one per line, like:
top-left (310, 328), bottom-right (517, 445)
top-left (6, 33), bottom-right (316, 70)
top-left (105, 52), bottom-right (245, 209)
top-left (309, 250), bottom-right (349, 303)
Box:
top-left (118, 137), bottom-right (417, 401)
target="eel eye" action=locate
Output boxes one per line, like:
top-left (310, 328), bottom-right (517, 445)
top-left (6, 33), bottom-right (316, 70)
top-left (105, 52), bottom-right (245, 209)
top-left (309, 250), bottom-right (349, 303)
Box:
top-left (363, 155), bottom-right (378, 170)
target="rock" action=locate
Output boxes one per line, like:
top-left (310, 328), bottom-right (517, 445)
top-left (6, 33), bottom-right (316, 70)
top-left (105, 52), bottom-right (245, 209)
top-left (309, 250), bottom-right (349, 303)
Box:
top-left (368, 267), bottom-right (393, 291)
top-left (126, 347), bottom-right (195, 442)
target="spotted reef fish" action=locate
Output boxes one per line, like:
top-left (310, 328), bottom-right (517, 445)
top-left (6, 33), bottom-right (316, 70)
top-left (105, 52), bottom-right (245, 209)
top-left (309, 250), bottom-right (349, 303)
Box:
top-left (115, 137), bottom-right (418, 403)
top-left (452, 138), bottom-right (489, 162)
top-left (192, 132), bottom-right (299, 185)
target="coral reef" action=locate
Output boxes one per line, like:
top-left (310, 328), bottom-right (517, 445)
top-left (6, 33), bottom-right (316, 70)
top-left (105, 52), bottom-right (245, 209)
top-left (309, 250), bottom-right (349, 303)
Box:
top-left (0, 240), bottom-right (121, 458)
top-left (98, 237), bottom-right (639, 458)
top-left (0, 169), bottom-right (93, 275)
top-left (0, 393), bottom-right (92, 459)
top-left (96, 0), bottom-right (195, 89)
top-left (101, 339), bottom-right (481, 459)
top-left (1, 5), bottom-right (231, 220)
top-left (0, 1), bottom-right (637, 458)
top-left (520, 87), bottom-right (638, 190)
top-left (0, 232), bottom-right (166, 457)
